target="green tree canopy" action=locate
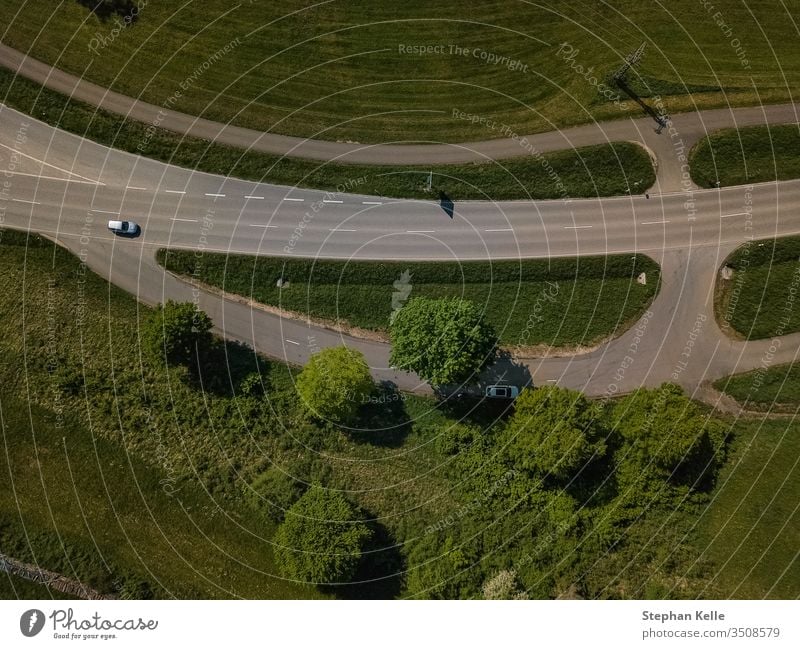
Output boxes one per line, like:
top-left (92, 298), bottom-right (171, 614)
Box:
top-left (506, 386), bottom-right (606, 481)
top-left (143, 300), bottom-right (212, 364)
top-left (273, 488), bottom-right (372, 584)
top-left (296, 346), bottom-right (374, 422)
top-left (389, 297), bottom-right (497, 385)
top-left (612, 384), bottom-right (727, 486)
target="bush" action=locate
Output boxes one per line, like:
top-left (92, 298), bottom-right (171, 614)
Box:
top-left (612, 384), bottom-right (727, 488)
top-left (506, 386), bottom-right (606, 482)
top-left (143, 301), bottom-right (213, 365)
top-left (247, 467), bottom-right (307, 524)
top-left (296, 347), bottom-right (374, 423)
top-left (482, 569), bottom-right (529, 600)
top-left (273, 489), bottom-right (371, 584)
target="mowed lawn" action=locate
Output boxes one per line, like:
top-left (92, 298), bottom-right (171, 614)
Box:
top-left (0, 67), bottom-right (654, 201)
top-left (715, 363), bottom-right (800, 411)
top-left (690, 125), bottom-right (800, 187)
top-left (0, 389), bottom-right (319, 600)
top-left (716, 236), bottom-right (800, 339)
top-left (695, 416), bottom-right (800, 598)
top-left (158, 250), bottom-right (660, 348)
top-left (2, 1), bottom-right (799, 142)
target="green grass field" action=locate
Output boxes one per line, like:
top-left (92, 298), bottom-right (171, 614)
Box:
top-left (690, 125), bottom-right (800, 187)
top-left (695, 416), bottom-right (800, 598)
top-left (0, 230), bottom-right (323, 599)
top-left (714, 364), bottom-right (800, 411)
top-left (2, 1), bottom-right (797, 142)
top-left (715, 236), bottom-right (800, 339)
top-left (158, 250), bottom-right (660, 348)
top-left (0, 67), bottom-right (654, 201)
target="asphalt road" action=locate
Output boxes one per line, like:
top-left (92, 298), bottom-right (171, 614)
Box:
top-left (2, 103), bottom-right (799, 399)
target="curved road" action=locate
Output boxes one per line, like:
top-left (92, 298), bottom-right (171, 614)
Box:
top-left (2, 43), bottom-right (800, 195)
top-left (2, 103), bottom-right (800, 402)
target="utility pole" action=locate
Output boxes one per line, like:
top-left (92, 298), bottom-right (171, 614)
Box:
top-left (613, 42), bottom-right (646, 82)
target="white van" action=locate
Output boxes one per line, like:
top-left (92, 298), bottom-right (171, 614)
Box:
top-left (107, 220), bottom-right (140, 235)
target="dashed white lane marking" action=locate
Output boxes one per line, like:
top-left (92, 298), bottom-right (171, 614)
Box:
top-left (406, 230), bottom-right (436, 233)
top-left (323, 199), bottom-right (343, 204)
top-left (12, 198), bottom-right (40, 205)
top-left (171, 218), bottom-right (198, 222)
top-left (330, 228), bottom-right (357, 232)
top-left (720, 212), bottom-right (747, 218)
top-left (641, 220), bottom-right (670, 225)
top-left (205, 193), bottom-right (226, 198)
top-left (564, 225), bottom-right (593, 229)
top-left (165, 189), bottom-right (186, 194)
top-left (362, 201), bottom-right (382, 205)
top-left (126, 186), bottom-right (148, 191)
top-left (485, 228), bottom-right (514, 232)
top-left (93, 209), bottom-right (120, 214)
top-left (283, 197), bottom-right (304, 202)
top-left (547, 379), bottom-right (558, 383)
top-left (285, 339), bottom-right (300, 345)
top-left (248, 224), bottom-right (276, 228)
top-left (245, 195), bottom-right (265, 200)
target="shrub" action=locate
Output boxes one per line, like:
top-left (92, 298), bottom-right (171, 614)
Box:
top-left (295, 347), bottom-right (374, 423)
top-left (273, 489), bottom-right (371, 584)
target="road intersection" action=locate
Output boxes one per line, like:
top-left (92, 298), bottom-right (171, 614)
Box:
top-left (1, 97), bottom-right (799, 401)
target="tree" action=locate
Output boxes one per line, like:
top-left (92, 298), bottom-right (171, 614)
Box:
top-left (482, 569), bottom-right (529, 600)
top-left (611, 384), bottom-right (727, 485)
top-left (143, 300), bottom-right (212, 364)
top-left (389, 297), bottom-right (497, 385)
top-left (506, 386), bottom-right (606, 481)
top-left (296, 346), bottom-right (373, 422)
top-left (273, 488), bottom-right (371, 584)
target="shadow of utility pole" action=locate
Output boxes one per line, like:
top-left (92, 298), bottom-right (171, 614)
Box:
top-left (616, 78), bottom-right (669, 133)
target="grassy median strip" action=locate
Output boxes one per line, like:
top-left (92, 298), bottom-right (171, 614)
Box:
top-left (157, 250), bottom-right (660, 348)
top-left (0, 67), bottom-right (653, 200)
top-left (716, 235), bottom-right (800, 339)
top-left (690, 124), bottom-right (800, 187)
top-left (0, 1), bottom-right (790, 143)
top-left (714, 363), bottom-right (800, 411)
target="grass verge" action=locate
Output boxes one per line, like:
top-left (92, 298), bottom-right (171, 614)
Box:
top-left (694, 416), bottom-right (800, 598)
top-left (0, 67), bottom-right (653, 201)
top-left (714, 364), bottom-right (800, 411)
top-left (715, 235), bottom-right (800, 339)
top-left (690, 124), bottom-right (800, 187)
top-left (157, 250), bottom-right (660, 348)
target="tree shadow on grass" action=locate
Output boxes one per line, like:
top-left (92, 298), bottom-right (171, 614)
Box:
top-left (332, 517), bottom-right (405, 600)
top-left (348, 381), bottom-right (412, 448)
top-left (76, 0), bottom-right (140, 22)
top-left (189, 339), bottom-right (272, 397)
